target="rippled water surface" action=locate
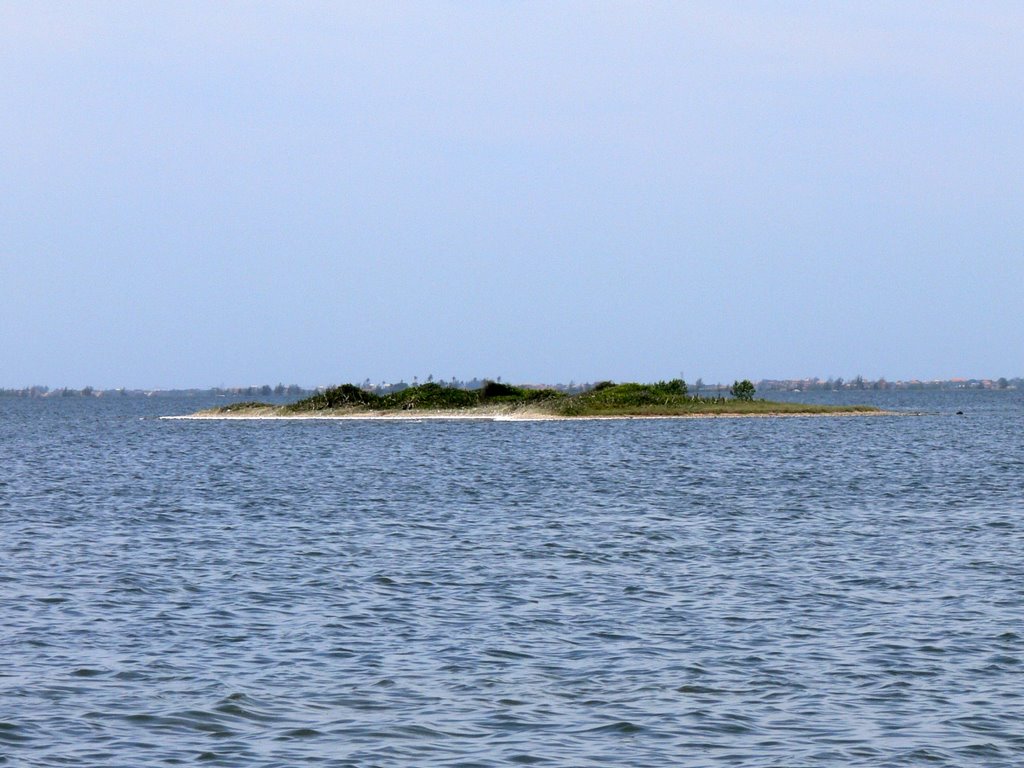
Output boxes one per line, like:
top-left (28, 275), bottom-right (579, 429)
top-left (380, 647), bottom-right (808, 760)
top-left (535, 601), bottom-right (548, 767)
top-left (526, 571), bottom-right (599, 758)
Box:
top-left (2, 391), bottom-right (1023, 766)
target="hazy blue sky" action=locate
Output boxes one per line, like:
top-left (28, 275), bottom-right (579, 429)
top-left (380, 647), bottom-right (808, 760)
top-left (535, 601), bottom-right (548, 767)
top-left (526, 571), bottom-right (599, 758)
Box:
top-left (2, 2), bottom-right (1022, 388)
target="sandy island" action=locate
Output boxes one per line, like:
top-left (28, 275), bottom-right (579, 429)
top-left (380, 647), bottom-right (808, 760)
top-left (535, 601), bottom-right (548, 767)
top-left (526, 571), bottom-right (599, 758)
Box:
top-left (163, 407), bottom-right (903, 422)
top-left (163, 381), bottom-right (901, 421)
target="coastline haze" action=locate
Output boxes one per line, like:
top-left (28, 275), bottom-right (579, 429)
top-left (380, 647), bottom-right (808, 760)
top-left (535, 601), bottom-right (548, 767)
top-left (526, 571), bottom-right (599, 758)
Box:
top-left (2, 2), bottom-right (1022, 389)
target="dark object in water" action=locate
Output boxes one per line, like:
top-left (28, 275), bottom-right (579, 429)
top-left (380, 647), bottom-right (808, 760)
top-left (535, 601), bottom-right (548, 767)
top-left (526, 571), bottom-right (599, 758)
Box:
top-left (956, 410), bottom-right (964, 415)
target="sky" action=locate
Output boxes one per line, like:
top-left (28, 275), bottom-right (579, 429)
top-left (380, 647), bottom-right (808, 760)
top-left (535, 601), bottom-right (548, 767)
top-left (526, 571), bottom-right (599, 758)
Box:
top-left (2, 1), bottom-right (1022, 389)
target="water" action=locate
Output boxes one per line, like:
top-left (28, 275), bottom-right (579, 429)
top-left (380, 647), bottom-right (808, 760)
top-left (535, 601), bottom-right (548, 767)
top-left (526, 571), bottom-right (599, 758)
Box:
top-left (2, 391), bottom-right (1023, 766)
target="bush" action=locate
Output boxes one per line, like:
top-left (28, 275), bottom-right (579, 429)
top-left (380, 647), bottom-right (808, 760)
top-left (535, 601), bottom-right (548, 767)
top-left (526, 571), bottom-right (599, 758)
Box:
top-left (379, 382), bottom-right (480, 410)
top-left (548, 380), bottom-right (696, 416)
top-left (288, 384), bottom-right (380, 411)
top-left (519, 388), bottom-right (564, 403)
top-left (652, 379), bottom-right (687, 396)
top-left (480, 380), bottom-right (524, 400)
top-left (730, 380), bottom-right (756, 401)
top-left (322, 384), bottom-right (381, 407)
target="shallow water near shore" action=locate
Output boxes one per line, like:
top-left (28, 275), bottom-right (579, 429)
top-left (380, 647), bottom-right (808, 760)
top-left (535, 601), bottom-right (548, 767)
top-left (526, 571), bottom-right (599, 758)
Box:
top-left (2, 389), bottom-right (1023, 766)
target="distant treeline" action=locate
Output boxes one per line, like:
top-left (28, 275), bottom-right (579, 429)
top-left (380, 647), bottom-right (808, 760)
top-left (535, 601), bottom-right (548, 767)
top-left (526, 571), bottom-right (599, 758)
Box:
top-left (2, 375), bottom-right (1019, 399)
top-left (0, 384), bottom-right (313, 398)
top-left (754, 376), bottom-right (1021, 392)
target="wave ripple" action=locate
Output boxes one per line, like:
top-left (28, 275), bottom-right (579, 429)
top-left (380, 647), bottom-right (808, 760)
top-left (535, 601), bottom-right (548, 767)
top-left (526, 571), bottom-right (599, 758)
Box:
top-left (2, 392), bottom-right (1024, 766)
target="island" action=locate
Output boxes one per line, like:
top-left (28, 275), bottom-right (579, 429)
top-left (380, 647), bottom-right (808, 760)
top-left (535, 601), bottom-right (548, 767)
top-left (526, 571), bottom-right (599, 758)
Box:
top-left (179, 380), bottom-right (886, 420)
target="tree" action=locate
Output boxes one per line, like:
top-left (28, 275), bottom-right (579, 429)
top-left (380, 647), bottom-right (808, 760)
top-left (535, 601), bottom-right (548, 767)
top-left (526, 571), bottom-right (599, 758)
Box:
top-left (655, 379), bottom-right (687, 395)
top-left (730, 379), bottom-right (756, 401)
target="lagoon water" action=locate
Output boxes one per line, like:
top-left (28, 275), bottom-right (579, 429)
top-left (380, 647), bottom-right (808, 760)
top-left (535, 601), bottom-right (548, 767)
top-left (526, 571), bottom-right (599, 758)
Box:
top-left (2, 390), bottom-right (1023, 766)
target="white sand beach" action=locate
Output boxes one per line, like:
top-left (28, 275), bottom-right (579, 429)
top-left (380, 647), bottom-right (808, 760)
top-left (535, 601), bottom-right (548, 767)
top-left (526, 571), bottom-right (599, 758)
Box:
top-left (162, 408), bottom-right (901, 422)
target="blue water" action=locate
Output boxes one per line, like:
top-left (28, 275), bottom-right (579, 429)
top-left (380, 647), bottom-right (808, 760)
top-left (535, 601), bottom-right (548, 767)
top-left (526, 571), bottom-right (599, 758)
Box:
top-left (2, 391), bottom-right (1023, 766)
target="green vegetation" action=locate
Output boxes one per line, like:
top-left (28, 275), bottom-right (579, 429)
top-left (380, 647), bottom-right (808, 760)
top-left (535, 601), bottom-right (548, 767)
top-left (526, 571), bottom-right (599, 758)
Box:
top-left (201, 378), bottom-right (881, 418)
top-left (479, 381), bottom-right (563, 404)
top-left (287, 383), bottom-right (380, 411)
top-left (548, 379), bottom-right (873, 417)
top-left (218, 400), bottom-right (274, 412)
top-left (730, 379), bottom-right (756, 401)
top-left (278, 380), bottom-right (566, 412)
top-left (379, 382), bottom-right (479, 410)
top-left (553, 380), bottom-right (689, 416)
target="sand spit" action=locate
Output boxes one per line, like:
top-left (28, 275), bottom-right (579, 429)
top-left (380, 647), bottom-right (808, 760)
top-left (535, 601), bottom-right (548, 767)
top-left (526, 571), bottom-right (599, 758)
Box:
top-left (162, 408), bottom-right (903, 422)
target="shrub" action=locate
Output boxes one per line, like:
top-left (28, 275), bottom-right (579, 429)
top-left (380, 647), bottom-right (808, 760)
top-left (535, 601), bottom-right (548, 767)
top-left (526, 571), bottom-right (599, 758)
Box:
top-left (548, 380), bottom-right (694, 416)
top-left (519, 388), bottom-right (563, 402)
top-left (322, 384), bottom-right (381, 407)
top-left (379, 382), bottom-right (480, 410)
top-left (480, 380), bottom-right (524, 400)
top-left (730, 380), bottom-right (756, 401)
top-left (288, 384), bottom-right (380, 411)
top-left (652, 379), bottom-right (687, 396)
